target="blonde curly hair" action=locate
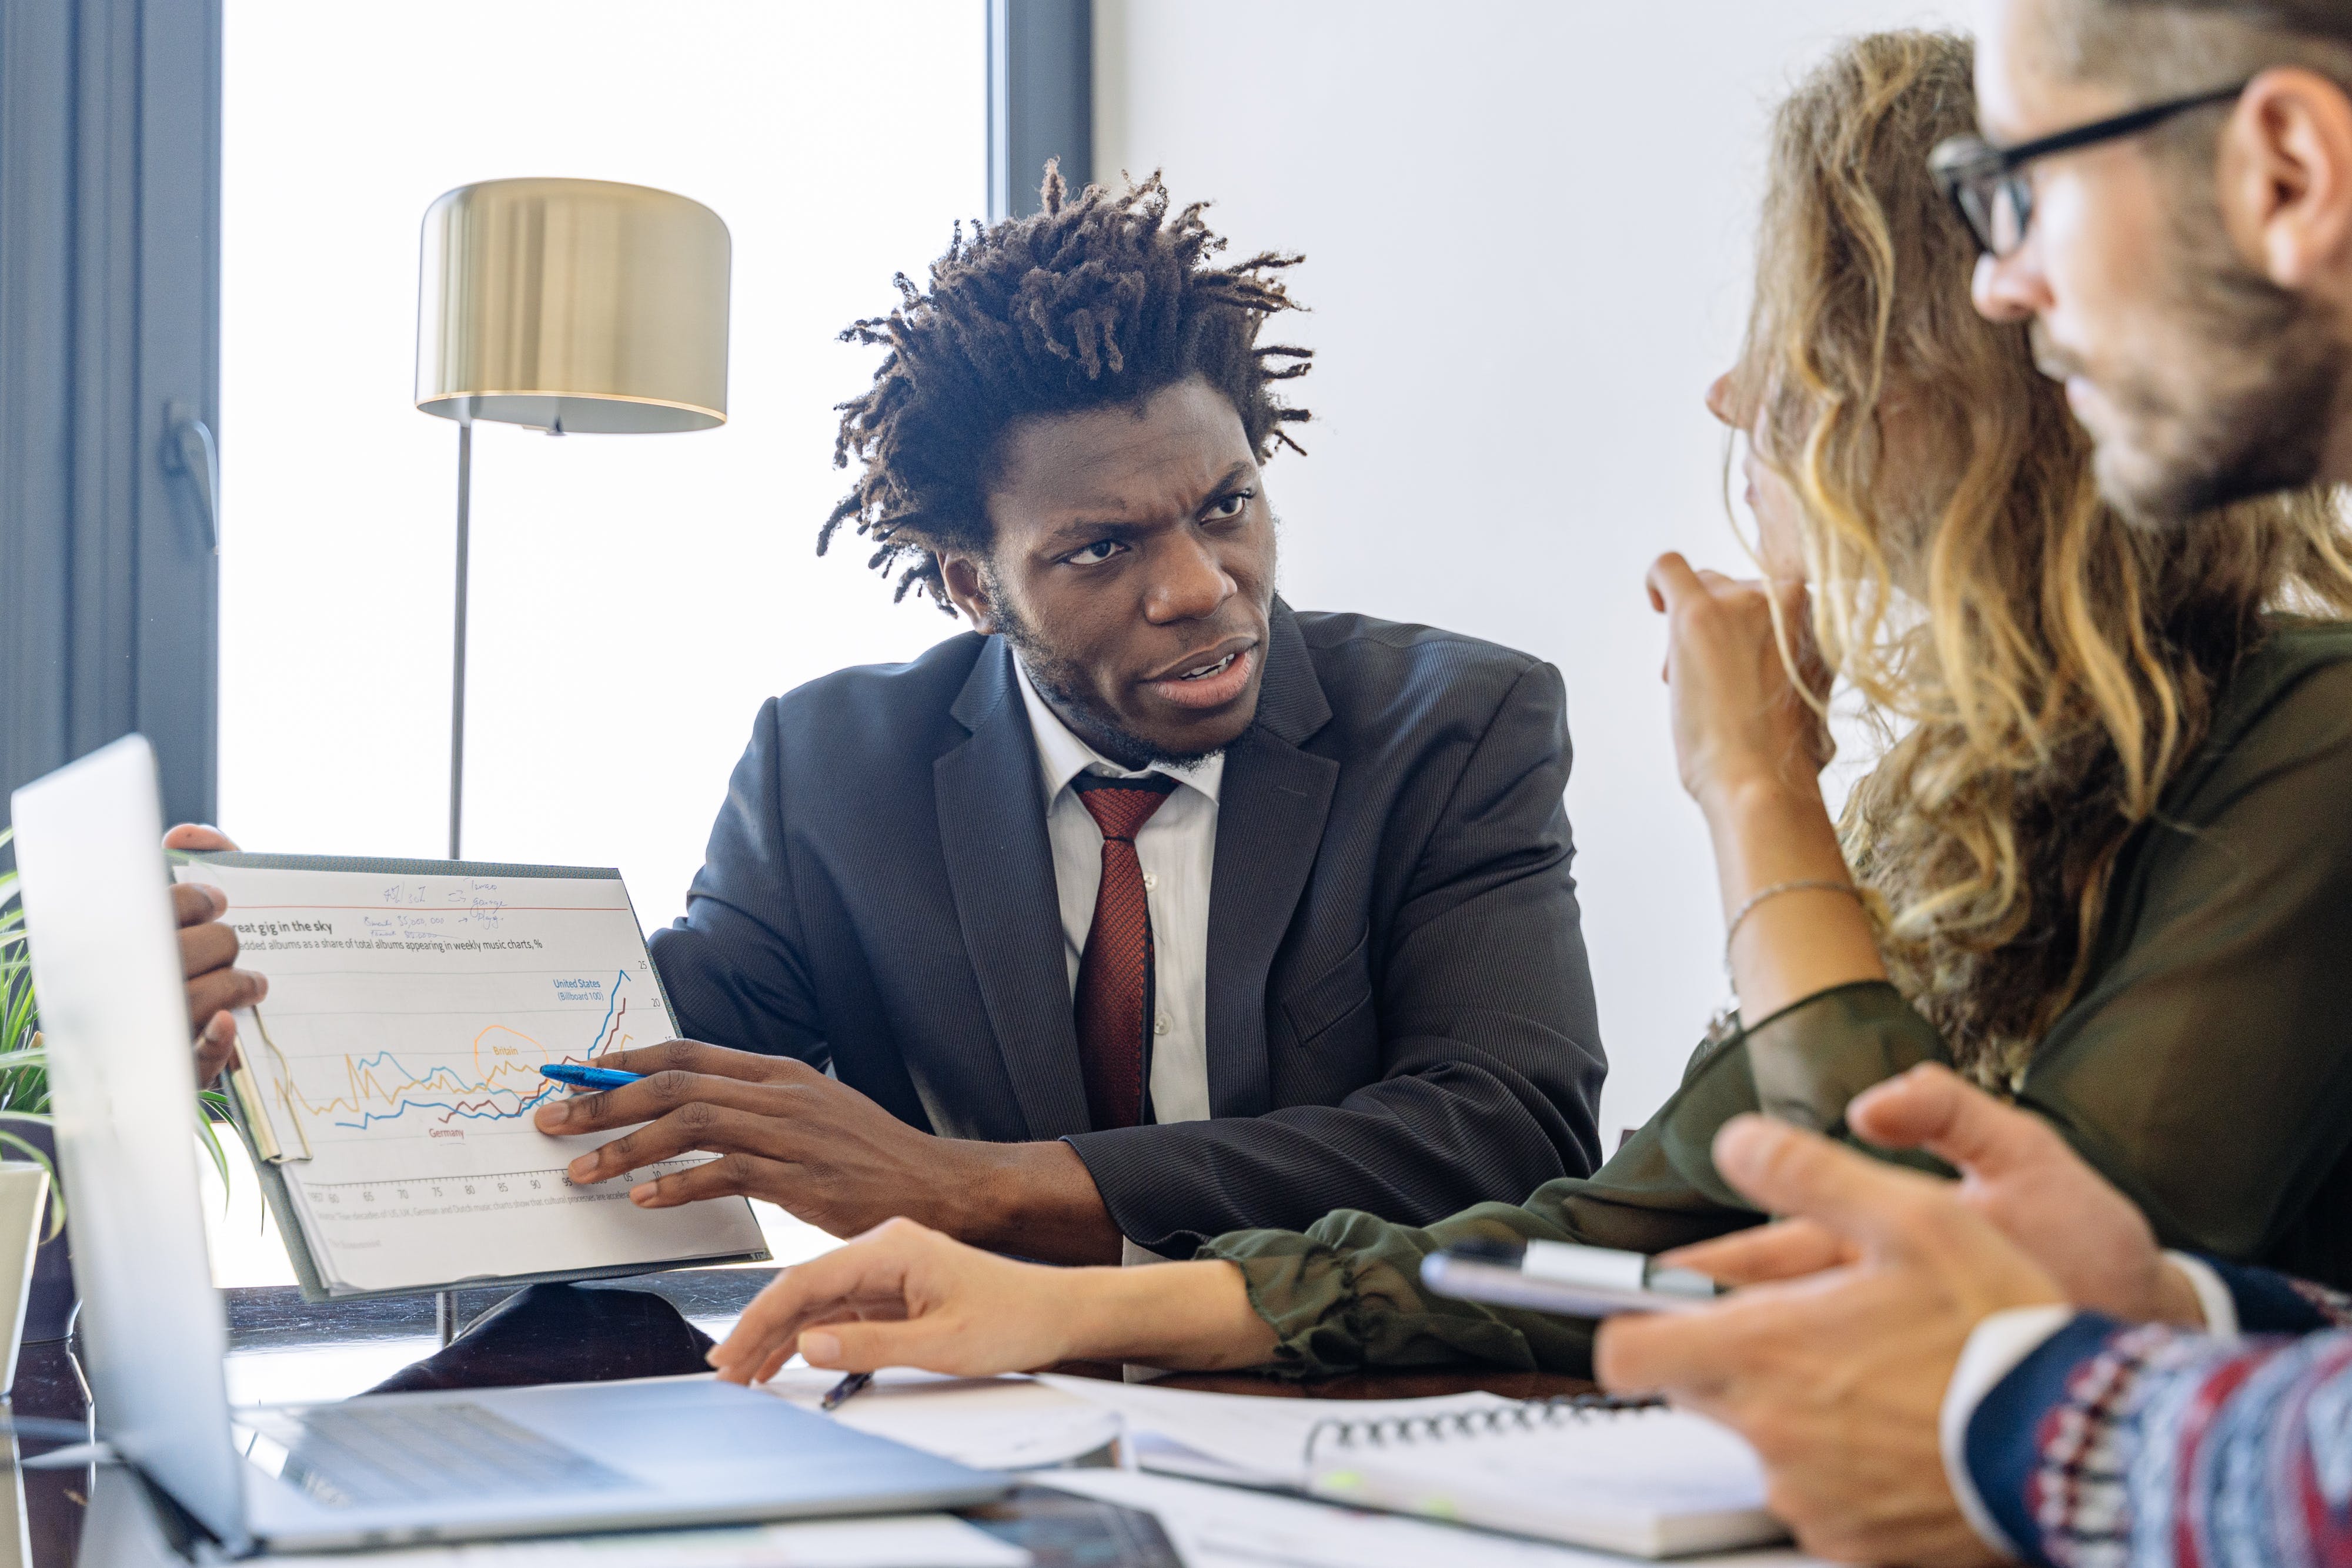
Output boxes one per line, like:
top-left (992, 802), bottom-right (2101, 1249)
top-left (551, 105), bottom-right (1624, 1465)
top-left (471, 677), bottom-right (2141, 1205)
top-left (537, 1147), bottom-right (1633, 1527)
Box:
top-left (1735, 29), bottom-right (2352, 1085)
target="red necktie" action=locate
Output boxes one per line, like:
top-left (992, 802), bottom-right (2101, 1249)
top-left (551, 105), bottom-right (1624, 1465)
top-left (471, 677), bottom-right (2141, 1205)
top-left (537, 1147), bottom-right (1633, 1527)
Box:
top-left (1071, 774), bottom-right (1177, 1131)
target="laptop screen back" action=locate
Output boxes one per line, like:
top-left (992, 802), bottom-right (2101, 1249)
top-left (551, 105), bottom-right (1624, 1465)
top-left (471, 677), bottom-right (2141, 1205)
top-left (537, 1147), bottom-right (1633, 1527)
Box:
top-left (12, 737), bottom-right (247, 1547)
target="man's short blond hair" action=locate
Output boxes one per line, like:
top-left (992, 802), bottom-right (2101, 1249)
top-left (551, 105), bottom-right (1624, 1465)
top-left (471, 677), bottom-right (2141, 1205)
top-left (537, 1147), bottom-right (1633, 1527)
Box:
top-left (2057, 1), bottom-right (2352, 95)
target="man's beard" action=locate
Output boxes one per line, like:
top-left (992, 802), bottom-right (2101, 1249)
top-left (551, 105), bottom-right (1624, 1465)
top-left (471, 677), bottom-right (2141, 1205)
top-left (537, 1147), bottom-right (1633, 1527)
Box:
top-left (988, 585), bottom-right (1227, 773)
top-left (2067, 213), bottom-right (2346, 529)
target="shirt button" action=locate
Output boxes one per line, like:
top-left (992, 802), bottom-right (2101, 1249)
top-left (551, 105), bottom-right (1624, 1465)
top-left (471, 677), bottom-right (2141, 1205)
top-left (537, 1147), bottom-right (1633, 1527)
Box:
top-left (1142, 872), bottom-right (1158, 891)
top-left (1155, 1013), bottom-right (1171, 1037)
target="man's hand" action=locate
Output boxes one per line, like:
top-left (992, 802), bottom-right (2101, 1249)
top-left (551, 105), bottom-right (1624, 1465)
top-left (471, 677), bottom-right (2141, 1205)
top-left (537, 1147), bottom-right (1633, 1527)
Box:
top-left (706, 1217), bottom-right (1275, 1384)
top-left (531, 1040), bottom-right (1122, 1262)
top-left (1595, 1112), bottom-right (2063, 1568)
top-left (165, 824), bottom-right (261, 1086)
top-left (1663, 1063), bottom-right (2206, 1327)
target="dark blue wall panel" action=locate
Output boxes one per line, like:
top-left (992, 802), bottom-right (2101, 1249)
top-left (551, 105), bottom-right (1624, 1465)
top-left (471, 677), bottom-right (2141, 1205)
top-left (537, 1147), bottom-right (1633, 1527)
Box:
top-left (0, 0), bottom-right (220, 827)
top-left (988, 0), bottom-right (1092, 221)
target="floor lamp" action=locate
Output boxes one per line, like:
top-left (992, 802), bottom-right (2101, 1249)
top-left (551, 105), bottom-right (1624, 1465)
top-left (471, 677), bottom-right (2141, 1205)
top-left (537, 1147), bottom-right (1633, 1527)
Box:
top-left (413, 176), bottom-right (730, 1340)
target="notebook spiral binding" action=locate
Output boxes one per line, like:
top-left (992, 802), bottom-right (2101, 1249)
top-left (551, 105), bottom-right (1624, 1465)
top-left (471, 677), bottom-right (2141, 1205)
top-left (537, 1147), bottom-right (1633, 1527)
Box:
top-left (1302, 1393), bottom-right (1666, 1465)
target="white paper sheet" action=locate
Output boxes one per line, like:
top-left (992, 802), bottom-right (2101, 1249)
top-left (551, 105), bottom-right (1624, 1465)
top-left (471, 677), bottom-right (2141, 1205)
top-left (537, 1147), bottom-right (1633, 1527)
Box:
top-left (175, 857), bottom-right (767, 1293)
top-left (756, 1369), bottom-right (1122, 1470)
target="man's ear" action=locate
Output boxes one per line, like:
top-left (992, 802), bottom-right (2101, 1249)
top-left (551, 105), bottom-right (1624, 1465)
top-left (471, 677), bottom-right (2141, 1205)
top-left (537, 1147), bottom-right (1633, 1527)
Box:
top-left (936, 551), bottom-right (1000, 634)
top-left (2222, 67), bottom-right (2352, 293)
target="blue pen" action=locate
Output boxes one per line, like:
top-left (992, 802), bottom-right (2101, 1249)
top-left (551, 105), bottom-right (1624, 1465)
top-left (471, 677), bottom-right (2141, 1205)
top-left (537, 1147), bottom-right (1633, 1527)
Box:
top-left (540, 1063), bottom-right (644, 1091)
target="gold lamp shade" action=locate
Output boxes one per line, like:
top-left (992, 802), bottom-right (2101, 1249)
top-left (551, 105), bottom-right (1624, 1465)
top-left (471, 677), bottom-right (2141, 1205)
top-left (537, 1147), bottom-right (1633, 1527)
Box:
top-left (416, 177), bottom-right (730, 433)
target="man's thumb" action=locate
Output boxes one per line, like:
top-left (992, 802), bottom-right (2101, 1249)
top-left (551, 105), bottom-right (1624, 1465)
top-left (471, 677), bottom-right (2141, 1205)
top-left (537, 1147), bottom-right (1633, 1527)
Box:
top-left (1847, 1063), bottom-right (2061, 1180)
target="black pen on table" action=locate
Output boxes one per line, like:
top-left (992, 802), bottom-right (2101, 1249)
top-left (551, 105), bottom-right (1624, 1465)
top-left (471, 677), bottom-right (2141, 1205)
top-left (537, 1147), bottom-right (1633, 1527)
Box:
top-left (820, 1371), bottom-right (873, 1411)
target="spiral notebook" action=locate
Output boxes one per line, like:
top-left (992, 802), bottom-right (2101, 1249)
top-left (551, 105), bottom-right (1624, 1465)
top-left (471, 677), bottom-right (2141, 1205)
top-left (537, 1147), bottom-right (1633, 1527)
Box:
top-left (1035, 1379), bottom-right (1785, 1560)
top-left (1302, 1396), bottom-right (1782, 1558)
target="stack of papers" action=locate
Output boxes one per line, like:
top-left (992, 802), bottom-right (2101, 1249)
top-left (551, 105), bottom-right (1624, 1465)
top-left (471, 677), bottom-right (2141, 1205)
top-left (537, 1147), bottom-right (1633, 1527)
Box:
top-left (1047, 1468), bottom-right (1821, 1568)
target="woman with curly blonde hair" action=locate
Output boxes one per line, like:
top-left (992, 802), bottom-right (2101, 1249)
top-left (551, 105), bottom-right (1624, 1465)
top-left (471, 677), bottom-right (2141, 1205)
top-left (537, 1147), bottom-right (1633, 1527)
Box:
top-left (703, 28), bottom-right (2352, 1385)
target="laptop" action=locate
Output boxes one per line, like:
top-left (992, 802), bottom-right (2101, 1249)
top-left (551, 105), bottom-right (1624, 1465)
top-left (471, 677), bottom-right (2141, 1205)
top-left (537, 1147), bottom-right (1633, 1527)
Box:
top-left (9, 736), bottom-right (1007, 1554)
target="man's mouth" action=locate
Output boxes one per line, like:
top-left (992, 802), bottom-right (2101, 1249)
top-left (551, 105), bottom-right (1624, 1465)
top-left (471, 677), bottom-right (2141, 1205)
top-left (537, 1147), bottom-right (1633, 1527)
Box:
top-left (1142, 640), bottom-right (1258, 711)
top-left (1178, 652), bottom-right (1237, 680)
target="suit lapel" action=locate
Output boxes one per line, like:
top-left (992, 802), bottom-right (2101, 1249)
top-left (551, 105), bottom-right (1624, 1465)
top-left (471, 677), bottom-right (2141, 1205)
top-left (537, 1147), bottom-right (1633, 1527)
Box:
top-left (935, 641), bottom-right (1093, 1139)
top-left (1205, 603), bottom-right (1338, 1118)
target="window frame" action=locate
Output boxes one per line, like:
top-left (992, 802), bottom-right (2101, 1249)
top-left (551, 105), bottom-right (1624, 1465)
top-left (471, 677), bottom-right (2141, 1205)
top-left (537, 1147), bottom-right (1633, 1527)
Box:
top-left (988, 0), bottom-right (1093, 220)
top-left (0, 0), bottom-right (222, 826)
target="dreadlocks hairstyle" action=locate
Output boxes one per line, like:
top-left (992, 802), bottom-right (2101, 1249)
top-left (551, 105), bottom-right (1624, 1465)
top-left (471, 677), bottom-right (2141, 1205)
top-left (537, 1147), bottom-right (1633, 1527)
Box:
top-left (818, 165), bottom-right (1312, 609)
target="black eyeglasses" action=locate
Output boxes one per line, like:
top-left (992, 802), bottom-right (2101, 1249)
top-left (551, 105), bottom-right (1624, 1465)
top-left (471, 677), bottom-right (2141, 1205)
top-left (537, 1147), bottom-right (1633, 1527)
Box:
top-left (1928, 82), bottom-right (2249, 257)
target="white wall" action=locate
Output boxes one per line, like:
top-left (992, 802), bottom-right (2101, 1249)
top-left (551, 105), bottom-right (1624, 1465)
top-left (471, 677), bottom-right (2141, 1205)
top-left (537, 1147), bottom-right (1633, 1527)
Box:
top-left (219, 0), bottom-right (981, 917)
top-left (1096, 0), bottom-right (1963, 1142)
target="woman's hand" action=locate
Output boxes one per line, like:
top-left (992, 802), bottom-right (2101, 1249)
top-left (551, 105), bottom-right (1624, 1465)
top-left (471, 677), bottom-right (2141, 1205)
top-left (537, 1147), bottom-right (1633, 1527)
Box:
top-left (708, 1217), bottom-right (1278, 1383)
top-left (1648, 553), bottom-right (1880, 1019)
top-left (710, 1219), bottom-right (1085, 1382)
top-left (1645, 553), bottom-right (1832, 814)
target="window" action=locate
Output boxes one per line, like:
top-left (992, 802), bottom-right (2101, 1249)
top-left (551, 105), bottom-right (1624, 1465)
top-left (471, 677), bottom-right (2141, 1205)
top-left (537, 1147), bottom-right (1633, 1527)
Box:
top-left (220, 0), bottom-right (984, 907)
top-left (209, 0), bottom-right (984, 1286)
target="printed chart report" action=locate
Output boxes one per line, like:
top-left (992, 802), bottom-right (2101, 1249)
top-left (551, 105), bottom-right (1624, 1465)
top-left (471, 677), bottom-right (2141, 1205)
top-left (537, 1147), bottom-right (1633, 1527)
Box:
top-left (171, 854), bottom-right (768, 1296)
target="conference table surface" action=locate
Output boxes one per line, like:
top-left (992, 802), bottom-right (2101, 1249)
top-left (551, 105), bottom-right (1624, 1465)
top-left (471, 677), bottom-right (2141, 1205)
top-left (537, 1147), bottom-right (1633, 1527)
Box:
top-left (10, 1266), bottom-right (1596, 1566)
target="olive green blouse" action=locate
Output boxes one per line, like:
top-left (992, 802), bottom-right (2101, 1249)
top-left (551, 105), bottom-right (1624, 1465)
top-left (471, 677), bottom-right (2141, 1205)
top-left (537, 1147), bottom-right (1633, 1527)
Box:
top-left (1200, 623), bottom-right (2352, 1379)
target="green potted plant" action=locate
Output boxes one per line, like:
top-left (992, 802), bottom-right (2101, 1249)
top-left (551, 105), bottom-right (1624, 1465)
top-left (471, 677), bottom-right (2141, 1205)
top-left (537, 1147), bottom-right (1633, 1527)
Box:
top-left (0, 827), bottom-right (237, 1340)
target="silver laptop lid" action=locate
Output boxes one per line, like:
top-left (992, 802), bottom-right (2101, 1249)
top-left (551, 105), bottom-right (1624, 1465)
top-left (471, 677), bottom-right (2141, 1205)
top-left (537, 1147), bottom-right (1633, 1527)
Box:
top-left (12, 736), bottom-right (248, 1548)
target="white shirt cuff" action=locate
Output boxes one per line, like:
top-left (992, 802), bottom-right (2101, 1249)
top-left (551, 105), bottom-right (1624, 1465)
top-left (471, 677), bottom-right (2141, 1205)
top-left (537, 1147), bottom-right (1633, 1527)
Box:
top-left (1939, 1303), bottom-right (2077, 1563)
top-left (2163, 1250), bottom-right (2239, 1339)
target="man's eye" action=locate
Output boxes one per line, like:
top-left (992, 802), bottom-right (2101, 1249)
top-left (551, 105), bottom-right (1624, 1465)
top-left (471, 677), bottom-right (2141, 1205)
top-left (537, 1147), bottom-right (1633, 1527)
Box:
top-left (1064, 540), bottom-right (1124, 566)
top-left (1204, 489), bottom-right (1253, 521)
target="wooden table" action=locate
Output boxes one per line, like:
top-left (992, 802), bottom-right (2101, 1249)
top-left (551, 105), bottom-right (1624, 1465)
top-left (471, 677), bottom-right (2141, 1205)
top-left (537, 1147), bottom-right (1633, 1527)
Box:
top-left (12, 1268), bottom-right (1593, 1564)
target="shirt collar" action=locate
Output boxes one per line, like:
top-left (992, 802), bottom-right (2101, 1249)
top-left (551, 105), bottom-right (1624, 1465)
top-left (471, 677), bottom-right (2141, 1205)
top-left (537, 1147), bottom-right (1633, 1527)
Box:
top-left (1013, 655), bottom-right (1224, 805)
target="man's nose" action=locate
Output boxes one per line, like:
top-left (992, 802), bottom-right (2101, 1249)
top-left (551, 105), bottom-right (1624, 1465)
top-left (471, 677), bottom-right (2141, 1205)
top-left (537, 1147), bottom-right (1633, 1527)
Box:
top-left (1144, 532), bottom-right (1235, 623)
top-left (1971, 248), bottom-right (2046, 324)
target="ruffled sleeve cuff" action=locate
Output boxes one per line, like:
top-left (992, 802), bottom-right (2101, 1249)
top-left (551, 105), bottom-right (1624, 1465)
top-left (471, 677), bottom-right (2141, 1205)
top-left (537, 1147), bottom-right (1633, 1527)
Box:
top-left (1199, 1213), bottom-right (1556, 1379)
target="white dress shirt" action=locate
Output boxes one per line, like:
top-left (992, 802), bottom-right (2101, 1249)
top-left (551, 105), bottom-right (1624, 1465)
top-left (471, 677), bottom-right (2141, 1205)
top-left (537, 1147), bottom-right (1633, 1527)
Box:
top-left (1013, 658), bottom-right (1221, 1128)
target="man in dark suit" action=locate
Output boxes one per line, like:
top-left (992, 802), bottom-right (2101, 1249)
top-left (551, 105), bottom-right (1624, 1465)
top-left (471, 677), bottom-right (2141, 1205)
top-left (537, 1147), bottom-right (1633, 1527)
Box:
top-left (178, 171), bottom-right (1603, 1266)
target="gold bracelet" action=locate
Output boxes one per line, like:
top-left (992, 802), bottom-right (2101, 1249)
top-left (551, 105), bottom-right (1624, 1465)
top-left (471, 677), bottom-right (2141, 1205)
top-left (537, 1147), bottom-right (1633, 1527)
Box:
top-left (1722, 878), bottom-right (1863, 988)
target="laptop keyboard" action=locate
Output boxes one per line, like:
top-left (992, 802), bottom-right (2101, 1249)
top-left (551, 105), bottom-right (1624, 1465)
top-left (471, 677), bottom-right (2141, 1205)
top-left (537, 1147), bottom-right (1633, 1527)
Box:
top-left (244, 1401), bottom-right (636, 1509)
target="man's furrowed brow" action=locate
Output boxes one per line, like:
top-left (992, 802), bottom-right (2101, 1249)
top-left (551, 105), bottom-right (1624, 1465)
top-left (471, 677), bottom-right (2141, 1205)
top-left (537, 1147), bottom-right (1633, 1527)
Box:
top-left (1040, 516), bottom-right (1149, 553)
top-left (1204, 461), bottom-right (1254, 496)
top-left (1037, 464), bottom-right (1256, 550)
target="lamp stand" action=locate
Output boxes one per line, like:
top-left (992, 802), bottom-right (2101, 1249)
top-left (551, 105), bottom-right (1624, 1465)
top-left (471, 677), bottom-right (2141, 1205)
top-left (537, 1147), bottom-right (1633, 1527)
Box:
top-left (439, 417), bottom-right (473, 1348)
top-left (449, 417), bottom-right (472, 863)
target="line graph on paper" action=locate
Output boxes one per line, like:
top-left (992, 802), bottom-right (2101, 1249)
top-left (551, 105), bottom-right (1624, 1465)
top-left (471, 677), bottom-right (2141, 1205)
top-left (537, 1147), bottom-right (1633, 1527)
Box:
top-left (249, 964), bottom-right (660, 1145)
top-left (169, 855), bottom-right (767, 1295)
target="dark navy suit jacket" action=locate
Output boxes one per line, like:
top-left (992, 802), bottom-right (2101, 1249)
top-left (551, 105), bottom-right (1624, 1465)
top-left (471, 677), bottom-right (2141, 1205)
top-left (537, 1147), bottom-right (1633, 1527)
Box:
top-left (647, 599), bottom-right (1605, 1253)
